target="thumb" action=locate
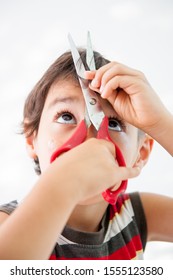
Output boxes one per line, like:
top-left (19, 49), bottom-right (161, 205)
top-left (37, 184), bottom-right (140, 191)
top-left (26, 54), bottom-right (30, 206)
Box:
top-left (111, 166), bottom-right (141, 191)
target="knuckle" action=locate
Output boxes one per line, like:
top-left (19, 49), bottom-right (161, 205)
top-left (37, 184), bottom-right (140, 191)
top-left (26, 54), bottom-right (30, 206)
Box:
top-left (95, 67), bottom-right (104, 79)
top-left (137, 70), bottom-right (145, 79)
top-left (87, 138), bottom-right (99, 146)
top-left (112, 63), bottom-right (122, 72)
top-left (109, 61), bottom-right (117, 67)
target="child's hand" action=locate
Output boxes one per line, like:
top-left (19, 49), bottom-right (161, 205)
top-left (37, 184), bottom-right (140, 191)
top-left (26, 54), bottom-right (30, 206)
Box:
top-left (85, 62), bottom-right (170, 136)
top-left (50, 138), bottom-right (140, 203)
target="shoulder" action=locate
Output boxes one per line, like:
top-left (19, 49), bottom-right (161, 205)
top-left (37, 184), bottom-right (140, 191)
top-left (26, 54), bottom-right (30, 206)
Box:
top-left (0, 200), bottom-right (18, 224)
top-left (0, 200), bottom-right (18, 215)
top-left (139, 192), bottom-right (173, 241)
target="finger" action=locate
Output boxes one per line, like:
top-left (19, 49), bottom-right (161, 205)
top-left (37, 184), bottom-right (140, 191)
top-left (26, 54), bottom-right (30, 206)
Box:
top-left (106, 166), bottom-right (141, 193)
top-left (100, 63), bottom-right (141, 88)
top-left (89, 83), bottom-right (101, 94)
top-left (91, 62), bottom-right (115, 88)
top-left (91, 62), bottom-right (142, 89)
top-left (84, 70), bottom-right (96, 80)
top-left (101, 75), bottom-right (141, 98)
top-left (113, 166), bottom-right (141, 185)
top-left (102, 139), bottom-right (116, 158)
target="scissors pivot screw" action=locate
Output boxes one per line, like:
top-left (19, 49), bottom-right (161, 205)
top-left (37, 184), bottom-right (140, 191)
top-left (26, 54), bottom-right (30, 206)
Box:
top-left (89, 98), bottom-right (97, 105)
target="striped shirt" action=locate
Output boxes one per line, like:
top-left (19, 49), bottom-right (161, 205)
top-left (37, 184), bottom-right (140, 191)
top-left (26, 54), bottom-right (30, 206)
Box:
top-left (0, 192), bottom-right (147, 260)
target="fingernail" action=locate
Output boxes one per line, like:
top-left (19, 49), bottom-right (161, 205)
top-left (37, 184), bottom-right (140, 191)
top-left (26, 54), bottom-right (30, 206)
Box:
top-left (100, 85), bottom-right (104, 92)
top-left (84, 71), bottom-right (89, 78)
top-left (101, 90), bottom-right (106, 98)
top-left (91, 79), bottom-right (99, 87)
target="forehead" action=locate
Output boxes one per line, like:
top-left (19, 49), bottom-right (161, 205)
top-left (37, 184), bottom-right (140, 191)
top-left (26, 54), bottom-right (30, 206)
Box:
top-left (44, 79), bottom-right (115, 114)
top-left (44, 80), bottom-right (85, 108)
top-left (43, 79), bottom-right (138, 141)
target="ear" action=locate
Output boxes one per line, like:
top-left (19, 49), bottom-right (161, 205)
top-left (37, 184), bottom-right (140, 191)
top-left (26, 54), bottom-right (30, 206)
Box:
top-left (25, 134), bottom-right (37, 159)
top-left (134, 135), bottom-right (154, 169)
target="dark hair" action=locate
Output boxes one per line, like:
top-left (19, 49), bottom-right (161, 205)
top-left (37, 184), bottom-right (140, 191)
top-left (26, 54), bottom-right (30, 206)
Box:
top-left (22, 49), bottom-right (110, 174)
top-left (22, 49), bottom-right (109, 137)
top-left (22, 49), bottom-right (145, 175)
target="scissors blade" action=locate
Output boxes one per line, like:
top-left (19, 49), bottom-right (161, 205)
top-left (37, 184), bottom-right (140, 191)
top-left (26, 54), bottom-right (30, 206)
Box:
top-left (68, 33), bottom-right (86, 78)
top-left (68, 33), bottom-right (105, 130)
top-left (86, 31), bottom-right (96, 71)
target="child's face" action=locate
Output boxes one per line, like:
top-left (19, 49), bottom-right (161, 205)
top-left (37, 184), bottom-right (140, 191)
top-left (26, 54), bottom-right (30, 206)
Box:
top-left (27, 80), bottom-right (152, 202)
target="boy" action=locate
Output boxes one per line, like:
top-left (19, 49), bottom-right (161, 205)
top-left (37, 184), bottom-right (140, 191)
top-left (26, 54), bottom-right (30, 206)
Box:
top-left (0, 47), bottom-right (172, 260)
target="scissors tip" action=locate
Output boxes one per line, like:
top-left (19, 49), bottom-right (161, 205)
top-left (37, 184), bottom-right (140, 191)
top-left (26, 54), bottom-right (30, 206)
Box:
top-left (67, 33), bottom-right (72, 40)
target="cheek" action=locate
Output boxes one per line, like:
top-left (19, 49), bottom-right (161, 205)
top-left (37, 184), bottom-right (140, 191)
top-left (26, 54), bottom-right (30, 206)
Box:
top-left (34, 138), bottom-right (52, 172)
top-left (111, 132), bottom-right (138, 167)
top-left (36, 137), bottom-right (61, 172)
top-left (35, 125), bottom-right (78, 172)
top-left (47, 139), bottom-right (56, 152)
top-left (121, 140), bottom-right (138, 166)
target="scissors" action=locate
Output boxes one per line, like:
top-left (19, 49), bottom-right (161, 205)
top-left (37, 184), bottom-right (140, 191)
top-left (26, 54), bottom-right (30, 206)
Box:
top-left (50, 32), bottom-right (127, 205)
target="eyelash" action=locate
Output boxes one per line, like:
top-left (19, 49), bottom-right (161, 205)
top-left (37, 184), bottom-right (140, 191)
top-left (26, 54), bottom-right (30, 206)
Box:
top-left (54, 109), bottom-right (76, 123)
top-left (108, 115), bottom-right (126, 132)
top-left (54, 109), bottom-right (126, 131)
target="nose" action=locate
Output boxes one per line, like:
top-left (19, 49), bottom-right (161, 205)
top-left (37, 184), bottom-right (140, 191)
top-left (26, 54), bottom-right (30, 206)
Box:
top-left (86, 124), bottom-right (97, 140)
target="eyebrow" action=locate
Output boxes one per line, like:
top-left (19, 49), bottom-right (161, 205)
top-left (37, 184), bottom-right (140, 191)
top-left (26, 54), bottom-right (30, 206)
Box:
top-left (48, 96), bottom-right (80, 109)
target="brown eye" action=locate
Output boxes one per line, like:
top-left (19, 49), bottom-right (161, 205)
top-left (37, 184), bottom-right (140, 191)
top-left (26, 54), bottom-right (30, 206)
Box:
top-left (56, 112), bottom-right (76, 124)
top-left (108, 118), bottom-right (122, 132)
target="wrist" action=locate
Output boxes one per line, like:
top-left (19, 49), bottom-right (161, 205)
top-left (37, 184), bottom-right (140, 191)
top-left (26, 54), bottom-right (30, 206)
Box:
top-left (146, 110), bottom-right (173, 155)
top-left (39, 159), bottom-right (82, 209)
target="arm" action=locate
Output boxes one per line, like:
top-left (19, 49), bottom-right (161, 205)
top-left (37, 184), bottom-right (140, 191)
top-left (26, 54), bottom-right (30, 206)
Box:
top-left (0, 212), bottom-right (9, 224)
top-left (147, 111), bottom-right (173, 156)
top-left (140, 192), bottom-right (173, 242)
top-left (85, 64), bottom-right (173, 243)
top-left (85, 63), bottom-right (173, 155)
top-left (0, 139), bottom-right (140, 259)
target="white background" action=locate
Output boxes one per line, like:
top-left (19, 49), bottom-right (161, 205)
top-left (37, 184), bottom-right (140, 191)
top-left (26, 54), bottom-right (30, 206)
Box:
top-left (0, 0), bottom-right (172, 259)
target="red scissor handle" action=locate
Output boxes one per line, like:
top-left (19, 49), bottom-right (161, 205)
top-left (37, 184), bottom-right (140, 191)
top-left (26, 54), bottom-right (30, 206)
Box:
top-left (50, 117), bottom-right (127, 205)
top-left (50, 120), bottom-right (87, 162)
top-left (98, 116), bottom-right (127, 205)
